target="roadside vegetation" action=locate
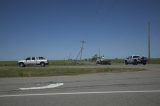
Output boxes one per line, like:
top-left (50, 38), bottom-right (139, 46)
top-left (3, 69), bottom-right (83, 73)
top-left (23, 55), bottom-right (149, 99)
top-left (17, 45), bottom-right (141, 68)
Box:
top-left (0, 61), bottom-right (16, 66)
top-left (0, 66), bottom-right (144, 77)
top-left (0, 58), bottom-right (159, 78)
top-left (150, 58), bottom-right (160, 64)
top-left (0, 58), bottom-right (159, 66)
top-left (111, 58), bottom-right (160, 64)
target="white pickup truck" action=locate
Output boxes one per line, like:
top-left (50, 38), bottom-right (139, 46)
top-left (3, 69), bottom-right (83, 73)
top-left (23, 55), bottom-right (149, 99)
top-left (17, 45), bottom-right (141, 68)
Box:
top-left (18, 57), bottom-right (49, 67)
top-left (124, 55), bottom-right (147, 65)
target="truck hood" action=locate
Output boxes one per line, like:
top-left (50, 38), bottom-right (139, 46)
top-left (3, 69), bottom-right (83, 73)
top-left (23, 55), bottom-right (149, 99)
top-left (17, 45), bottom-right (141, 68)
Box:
top-left (18, 60), bottom-right (26, 63)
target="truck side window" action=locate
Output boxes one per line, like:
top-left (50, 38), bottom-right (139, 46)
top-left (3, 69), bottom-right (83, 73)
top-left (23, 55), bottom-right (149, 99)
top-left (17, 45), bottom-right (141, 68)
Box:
top-left (32, 57), bottom-right (35, 60)
top-left (26, 57), bottom-right (31, 60)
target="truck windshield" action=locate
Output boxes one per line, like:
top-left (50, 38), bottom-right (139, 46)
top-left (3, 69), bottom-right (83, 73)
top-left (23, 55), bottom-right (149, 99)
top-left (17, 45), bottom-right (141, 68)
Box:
top-left (133, 56), bottom-right (140, 58)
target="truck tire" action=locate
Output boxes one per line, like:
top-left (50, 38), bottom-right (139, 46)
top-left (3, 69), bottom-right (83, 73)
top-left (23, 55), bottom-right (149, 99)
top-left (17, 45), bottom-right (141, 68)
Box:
top-left (40, 62), bottom-right (45, 67)
top-left (96, 61), bottom-right (99, 64)
top-left (108, 62), bottom-right (111, 65)
top-left (125, 61), bottom-right (128, 65)
top-left (19, 63), bottom-right (25, 67)
top-left (133, 60), bottom-right (138, 65)
top-left (143, 61), bottom-right (146, 65)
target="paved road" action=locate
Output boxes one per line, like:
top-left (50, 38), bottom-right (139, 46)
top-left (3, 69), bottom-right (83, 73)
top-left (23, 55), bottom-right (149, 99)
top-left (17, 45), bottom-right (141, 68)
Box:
top-left (0, 64), bottom-right (160, 106)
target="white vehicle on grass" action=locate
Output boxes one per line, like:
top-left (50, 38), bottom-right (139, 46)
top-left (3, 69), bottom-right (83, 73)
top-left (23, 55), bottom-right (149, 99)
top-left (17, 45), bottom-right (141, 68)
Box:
top-left (124, 55), bottom-right (147, 65)
top-left (18, 57), bottom-right (49, 67)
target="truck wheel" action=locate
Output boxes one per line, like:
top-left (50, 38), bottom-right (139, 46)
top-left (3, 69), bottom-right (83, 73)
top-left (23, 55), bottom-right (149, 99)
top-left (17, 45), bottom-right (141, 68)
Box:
top-left (143, 62), bottom-right (146, 65)
top-left (125, 61), bottom-right (128, 65)
top-left (108, 62), bottom-right (111, 65)
top-left (133, 60), bottom-right (137, 65)
top-left (19, 63), bottom-right (25, 67)
top-left (96, 61), bottom-right (99, 64)
top-left (40, 62), bottom-right (45, 67)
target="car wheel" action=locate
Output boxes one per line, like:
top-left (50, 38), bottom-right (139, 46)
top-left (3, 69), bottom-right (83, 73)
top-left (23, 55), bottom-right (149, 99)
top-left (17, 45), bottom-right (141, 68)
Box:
top-left (143, 62), bottom-right (146, 65)
top-left (108, 62), bottom-right (111, 65)
top-left (19, 63), bottom-right (25, 67)
top-left (96, 61), bottom-right (100, 64)
top-left (125, 61), bottom-right (128, 65)
top-left (40, 62), bottom-right (45, 67)
top-left (133, 60), bottom-right (137, 65)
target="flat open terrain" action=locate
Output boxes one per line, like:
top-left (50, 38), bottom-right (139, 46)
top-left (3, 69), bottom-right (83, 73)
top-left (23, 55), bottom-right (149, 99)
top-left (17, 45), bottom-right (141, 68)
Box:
top-left (0, 64), bottom-right (145, 77)
top-left (0, 64), bottom-right (160, 106)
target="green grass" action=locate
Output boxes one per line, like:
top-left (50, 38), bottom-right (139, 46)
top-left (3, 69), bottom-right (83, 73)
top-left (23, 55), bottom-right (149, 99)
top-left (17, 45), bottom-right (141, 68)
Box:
top-left (111, 59), bottom-right (124, 64)
top-left (111, 58), bottom-right (160, 64)
top-left (150, 58), bottom-right (160, 64)
top-left (0, 58), bottom-right (159, 78)
top-left (0, 60), bottom-right (83, 66)
top-left (0, 61), bottom-right (17, 66)
top-left (0, 66), bottom-right (145, 77)
top-left (0, 58), bottom-right (159, 67)
top-left (48, 60), bottom-right (85, 65)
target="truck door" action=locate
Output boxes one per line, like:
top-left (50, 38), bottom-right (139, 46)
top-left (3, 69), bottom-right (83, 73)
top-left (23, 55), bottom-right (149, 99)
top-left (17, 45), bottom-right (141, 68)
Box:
top-left (25, 57), bottom-right (31, 65)
top-left (128, 56), bottom-right (132, 63)
top-left (31, 57), bottom-right (37, 64)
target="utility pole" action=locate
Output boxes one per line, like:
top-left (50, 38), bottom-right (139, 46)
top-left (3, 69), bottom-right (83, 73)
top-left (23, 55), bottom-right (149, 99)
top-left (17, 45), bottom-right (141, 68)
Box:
top-left (80, 40), bottom-right (85, 60)
top-left (76, 40), bottom-right (86, 61)
top-left (148, 22), bottom-right (151, 64)
top-left (99, 48), bottom-right (101, 58)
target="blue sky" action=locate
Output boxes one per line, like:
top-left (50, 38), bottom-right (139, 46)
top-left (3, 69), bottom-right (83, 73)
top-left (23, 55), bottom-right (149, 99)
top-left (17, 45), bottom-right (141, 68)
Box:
top-left (0, 0), bottom-right (160, 60)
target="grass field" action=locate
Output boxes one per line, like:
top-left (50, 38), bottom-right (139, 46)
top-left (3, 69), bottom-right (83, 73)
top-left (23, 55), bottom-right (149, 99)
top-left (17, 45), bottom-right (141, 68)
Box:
top-left (150, 58), bottom-right (160, 64)
top-left (0, 58), bottom-right (159, 66)
top-left (0, 60), bottom-right (84, 66)
top-left (111, 58), bottom-right (160, 64)
top-left (0, 66), bottom-right (144, 77)
top-left (0, 59), bottom-right (159, 77)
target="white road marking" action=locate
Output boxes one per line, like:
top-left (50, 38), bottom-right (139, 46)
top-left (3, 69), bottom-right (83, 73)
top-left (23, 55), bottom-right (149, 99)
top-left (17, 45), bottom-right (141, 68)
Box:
top-left (19, 83), bottom-right (64, 90)
top-left (0, 90), bottom-right (160, 98)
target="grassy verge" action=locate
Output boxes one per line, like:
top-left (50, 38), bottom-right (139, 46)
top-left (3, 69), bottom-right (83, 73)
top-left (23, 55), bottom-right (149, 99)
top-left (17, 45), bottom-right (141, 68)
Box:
top-left (150, 58), bottom-right (160, 64)
top-left (111, 59), bottom-right (124, 64)
top-left (0, 60), bottom-right (84, 66)
top-left (0, 61), bottom-right (17, 66)
top-left (0, 58), bottom-right (160, 66)
top-left (0, 66), bottom-right (145, 78)
top-left (111, 58), bottom-right (160, 64)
